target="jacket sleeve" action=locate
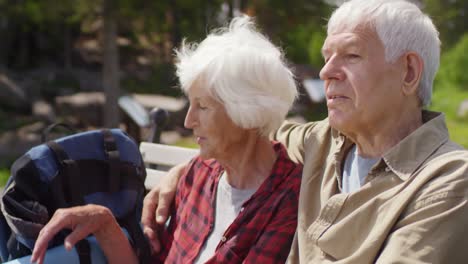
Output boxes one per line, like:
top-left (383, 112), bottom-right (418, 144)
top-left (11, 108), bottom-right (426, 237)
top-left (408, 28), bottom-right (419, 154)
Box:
top-left (272, 121), bottom-right (319, 164)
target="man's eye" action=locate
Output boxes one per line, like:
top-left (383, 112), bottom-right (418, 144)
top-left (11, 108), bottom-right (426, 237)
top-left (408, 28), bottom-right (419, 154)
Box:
top-left (199, 105), bottom-right (208, 110)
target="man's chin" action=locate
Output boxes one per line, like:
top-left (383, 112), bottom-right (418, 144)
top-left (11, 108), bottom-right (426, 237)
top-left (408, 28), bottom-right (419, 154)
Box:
top-left (328, 112), bottom-right (350, 131)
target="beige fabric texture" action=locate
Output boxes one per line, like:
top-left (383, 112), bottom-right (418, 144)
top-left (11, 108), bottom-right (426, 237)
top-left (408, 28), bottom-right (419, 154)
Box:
top-left (274, 111), bottom-right (468, 264)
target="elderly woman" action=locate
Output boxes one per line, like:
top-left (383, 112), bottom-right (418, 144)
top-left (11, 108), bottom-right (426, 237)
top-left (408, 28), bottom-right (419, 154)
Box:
top-left (32, 15), bottom-right (301, 264)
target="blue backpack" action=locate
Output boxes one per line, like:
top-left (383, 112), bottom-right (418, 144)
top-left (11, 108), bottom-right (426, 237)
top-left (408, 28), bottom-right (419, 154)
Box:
top-left (0, 128), bottom-right (151, 263)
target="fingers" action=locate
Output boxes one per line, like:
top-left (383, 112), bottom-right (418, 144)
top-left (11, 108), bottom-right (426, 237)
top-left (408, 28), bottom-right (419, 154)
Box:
top-left (31, 209), bottom-right (71, 263)
top-left (141, 162), bottom-right (185, 254)
top-left (155, 189), bottom-right (173, 224)
top-left (31, 205), bottom-right (113, 264)
top-left (142, 188), bottom-right (158, 228)
top-left (142, 188), bottom-right (162, 253)
top-left (156, 172), bottom-right (180, 224)
top-left (143, 226), bottom-right (161, 253)
top-left (63, 224), bottom-right (93, 251)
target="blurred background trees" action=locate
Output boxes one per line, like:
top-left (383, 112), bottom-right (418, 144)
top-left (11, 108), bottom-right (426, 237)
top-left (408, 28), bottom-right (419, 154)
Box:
top-left (0, 0), bottom-right (466, 182)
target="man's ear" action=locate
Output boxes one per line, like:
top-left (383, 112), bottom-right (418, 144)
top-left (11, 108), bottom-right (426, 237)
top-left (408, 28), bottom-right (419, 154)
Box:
top-left (402, 52), bottom-right (423, 96)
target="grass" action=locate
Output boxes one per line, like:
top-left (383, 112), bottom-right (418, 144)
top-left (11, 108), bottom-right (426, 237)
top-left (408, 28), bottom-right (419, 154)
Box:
top-left (430, 84), bottom-right (468, 148)
top-left (0, 168), bottom-right (9, 187)
top-left (173, 136), bottom-right (198, 149)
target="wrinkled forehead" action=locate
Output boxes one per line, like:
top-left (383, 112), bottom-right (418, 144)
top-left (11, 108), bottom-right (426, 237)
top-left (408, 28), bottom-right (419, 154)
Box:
top-left (322, 26), bottom-right (381, 53)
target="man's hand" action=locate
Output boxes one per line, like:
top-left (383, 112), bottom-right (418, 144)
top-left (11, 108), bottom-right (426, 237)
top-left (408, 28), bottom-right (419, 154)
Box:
top-left (141, 162), bottom-right (187, 253)
top-left (31, 205), bottom-right (136, 264)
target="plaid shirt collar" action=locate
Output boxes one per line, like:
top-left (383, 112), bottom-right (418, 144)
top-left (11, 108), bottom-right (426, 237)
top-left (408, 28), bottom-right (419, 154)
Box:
top-left (199, 141), bottom-right (290, 195)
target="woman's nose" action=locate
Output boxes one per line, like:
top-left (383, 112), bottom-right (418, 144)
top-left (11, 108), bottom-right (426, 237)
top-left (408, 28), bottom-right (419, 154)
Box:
top-left (184, 106), bottom-right (196, 129)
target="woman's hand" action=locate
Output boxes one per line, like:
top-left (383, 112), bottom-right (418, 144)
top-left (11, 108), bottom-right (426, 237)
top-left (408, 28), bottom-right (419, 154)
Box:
top-left (31, 204), bottom-right (137, 264)
top-left (141, 162), bottom-right (187, 253)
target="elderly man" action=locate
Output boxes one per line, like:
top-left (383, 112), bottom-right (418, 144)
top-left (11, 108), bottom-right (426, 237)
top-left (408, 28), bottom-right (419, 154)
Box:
top-left (143, 0), bottom-right (468, 263)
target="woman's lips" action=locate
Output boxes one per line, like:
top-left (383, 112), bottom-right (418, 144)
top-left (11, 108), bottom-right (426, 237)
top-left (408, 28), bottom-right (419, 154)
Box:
top-left (196, 136), bottom-right (205, 144)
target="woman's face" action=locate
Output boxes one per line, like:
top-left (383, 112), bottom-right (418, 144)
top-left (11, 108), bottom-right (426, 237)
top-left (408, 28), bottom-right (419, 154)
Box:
top-left (184, 83), bottom-right (248, 160)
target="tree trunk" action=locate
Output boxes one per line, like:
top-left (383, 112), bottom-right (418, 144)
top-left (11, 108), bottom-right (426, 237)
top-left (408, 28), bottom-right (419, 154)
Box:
top-left (0, 18), bottom-right (9, 68)
top-left (169, 1), bottom-right (181, 49)
top-left (102, 0), bottom-right (120, 128)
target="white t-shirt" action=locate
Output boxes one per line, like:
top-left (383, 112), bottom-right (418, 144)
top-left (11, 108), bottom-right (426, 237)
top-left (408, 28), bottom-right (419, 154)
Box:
top-left (342, 145), bottom-right (379, 193)
top-left (194, 172), bottom-right (256, 264)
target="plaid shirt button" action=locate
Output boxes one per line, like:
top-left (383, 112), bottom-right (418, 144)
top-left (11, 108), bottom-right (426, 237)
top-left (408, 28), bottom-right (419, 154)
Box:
top-left (221, 236), bottom-right (227, 242)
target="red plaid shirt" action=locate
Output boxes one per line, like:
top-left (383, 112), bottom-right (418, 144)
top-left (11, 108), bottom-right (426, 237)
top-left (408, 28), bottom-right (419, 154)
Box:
top-left (156, 142), bottom-right (302, 264)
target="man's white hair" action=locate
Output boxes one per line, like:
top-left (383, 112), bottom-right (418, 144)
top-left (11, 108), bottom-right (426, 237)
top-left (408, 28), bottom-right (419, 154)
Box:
top-left (175, 15), bottom-right (297, 136)
top-left (328, 0), bottom-right (440, 106)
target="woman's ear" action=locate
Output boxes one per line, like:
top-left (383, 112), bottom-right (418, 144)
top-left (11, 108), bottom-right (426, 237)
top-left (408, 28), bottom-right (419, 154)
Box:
top-left (402, 52), bottom-right (424, 96)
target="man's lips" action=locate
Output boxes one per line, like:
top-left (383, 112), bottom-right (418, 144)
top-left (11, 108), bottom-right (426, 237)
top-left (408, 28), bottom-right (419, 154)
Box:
top-left (326, 95), bottom-right (349, 106)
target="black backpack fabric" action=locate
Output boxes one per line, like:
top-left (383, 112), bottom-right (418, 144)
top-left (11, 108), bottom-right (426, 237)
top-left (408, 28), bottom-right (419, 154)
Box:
top-left (0, 128), bottom-right (151, 263)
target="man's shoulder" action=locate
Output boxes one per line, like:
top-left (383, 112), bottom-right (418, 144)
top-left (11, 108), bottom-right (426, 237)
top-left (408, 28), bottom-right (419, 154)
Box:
top-left (426, 140), bottom-right (468, 169)
top-left (278, 118), bottom-right (331, 136)
top-left (408, 145), bottom-right (468, 209)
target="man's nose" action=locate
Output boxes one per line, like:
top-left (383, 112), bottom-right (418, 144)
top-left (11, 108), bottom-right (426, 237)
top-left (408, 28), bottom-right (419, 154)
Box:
top-left (319, 57), bottom-right (344, 81)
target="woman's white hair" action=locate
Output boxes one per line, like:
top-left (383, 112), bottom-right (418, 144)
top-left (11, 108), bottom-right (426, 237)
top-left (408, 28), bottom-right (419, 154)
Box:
top-left (175, 15), bottom-right (297, 136)
top-left (328, 0), bottom-right (440, 106)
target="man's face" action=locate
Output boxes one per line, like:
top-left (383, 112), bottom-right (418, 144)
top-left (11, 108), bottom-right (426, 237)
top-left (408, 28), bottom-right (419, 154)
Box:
top-left (320, 28), bottom-right (404, 136)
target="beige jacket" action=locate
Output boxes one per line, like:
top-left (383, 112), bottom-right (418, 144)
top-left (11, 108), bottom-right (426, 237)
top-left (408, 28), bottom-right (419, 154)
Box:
top-left (275, 111), bottom-right (468, 263)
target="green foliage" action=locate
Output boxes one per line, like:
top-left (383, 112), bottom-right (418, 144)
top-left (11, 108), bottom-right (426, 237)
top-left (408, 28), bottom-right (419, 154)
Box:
top-left (0, 0), bottom-right (78, 27)
top-left (283, 24), bottom-right (327, 65)
top-left (423, 0), bottom-right (468, 49)
top-left (122, 63), bottom-right (183, 97)
top-left (0, 168), bottom-right (9, 187)
top-left (307, 30), bottom-right (326, 69)
top-left (252, 0), bottom-right (332, 65)
top-left (430, 83), bottom-right (468, 148)
top-left (435, 34), bottom-right (468, 92)
top-left (431, 35), bottom-right (468, 148)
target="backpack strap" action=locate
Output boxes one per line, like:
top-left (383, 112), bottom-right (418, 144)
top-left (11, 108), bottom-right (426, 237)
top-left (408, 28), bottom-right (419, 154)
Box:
top-left (46, 141), bottom-right (83, 207)
top-left (102, 129), bottom-right (121, 193)
top-left (41, 123), bottom-right (76, 143)
top-left (46, 142), bottom-right (92, 264)
top-left (120, 212), bottom-right (152, 264)
top-left (75, 239), bottom-right (91, 264)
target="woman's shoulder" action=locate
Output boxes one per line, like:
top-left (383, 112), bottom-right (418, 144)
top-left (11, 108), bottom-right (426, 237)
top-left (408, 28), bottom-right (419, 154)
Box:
top-left (270, 141), bottom-right (303, 191)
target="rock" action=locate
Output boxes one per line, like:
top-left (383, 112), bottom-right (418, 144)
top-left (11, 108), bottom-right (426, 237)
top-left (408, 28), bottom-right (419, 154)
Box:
top-left (458, 100), bottom-right (468, 120)
top-left (55, 92), bottom-right (105, 127)
top-left (33, 100), bottom-right (56, 122)
top-left (0, 122), bottom-right (45, 161)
